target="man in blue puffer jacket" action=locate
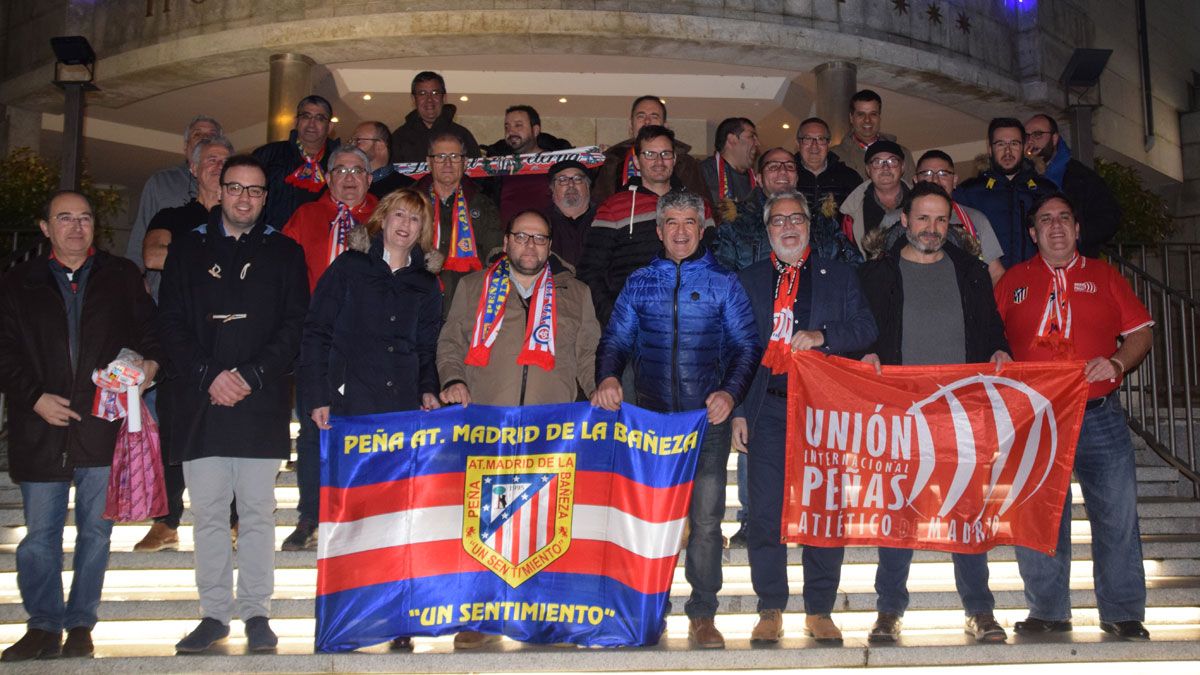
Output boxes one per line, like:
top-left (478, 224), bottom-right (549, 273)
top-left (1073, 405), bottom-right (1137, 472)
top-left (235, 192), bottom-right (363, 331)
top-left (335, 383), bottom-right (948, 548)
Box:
top-left (592, 190), bottom-right (761, 650)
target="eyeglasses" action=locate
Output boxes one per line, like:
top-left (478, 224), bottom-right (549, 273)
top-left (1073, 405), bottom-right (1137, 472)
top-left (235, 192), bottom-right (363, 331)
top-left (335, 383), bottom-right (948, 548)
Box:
top-left (767, 213), bottom-right (809, 228)
top-left (351, 137), bottom-right (384, 145)
top-left (1026, 131), bottom-right (1052, 140)
top-left (991, 140), bottom-right (1024, 151)
top-left (509, 232), bottom-right (551, 246)
top-left (762, 161), bottom-right (798, 173)
top-left (553, 175), bottom-right (588, 186)
top-left (638, 149), bottom-right (675, 161)
top-left (329, 166), bottom-right (368, 177)
top-left (413, 89), bottom-right (444, 99)
top-left (223, 182), bottom-right (267, 198)
top-left (429, 153), bottom-right (464, 164)
top-left (296, 112), bottom-right (330, 124)
top-left (53, 213), bottom-right (93, 227)
top-left (868, 157), bottom-right (900, 168)
top-left (915, 169), bottom-right (955, 180)
top-left (797, 136), bottom-right (830, 145)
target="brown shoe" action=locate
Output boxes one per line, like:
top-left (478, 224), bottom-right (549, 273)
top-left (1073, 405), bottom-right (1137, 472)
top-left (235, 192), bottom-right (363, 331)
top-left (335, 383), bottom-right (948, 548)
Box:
top-left (687, 617), bottom-right (725, 649)
top-left (62, 627), bottom-right (93, 658)
top-left (452, 631), bottom-right (501, 649)
top-left (804, 613), bottom-right (843, 644)
top-left (868, 612), bottom-right (902, 643)
top-left (133, 522), bottom-right (179, 552)
top-left (966, 612), bottom-right (1008, 643)
top-left (750, 609), bottom-right (783, 643)
top-left (1, 629), bottom-right (61, 661)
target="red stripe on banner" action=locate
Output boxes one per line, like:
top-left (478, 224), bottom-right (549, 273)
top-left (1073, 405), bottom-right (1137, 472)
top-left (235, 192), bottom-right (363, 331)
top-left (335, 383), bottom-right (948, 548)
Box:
top-left (320, 473), bottom-right (462, 523)
top-left (574, 471), bottom-right (693, 523)
top-left (509, 501), bottom-right (522, 564)
top-left (318, 537), bottom-right (678, 597)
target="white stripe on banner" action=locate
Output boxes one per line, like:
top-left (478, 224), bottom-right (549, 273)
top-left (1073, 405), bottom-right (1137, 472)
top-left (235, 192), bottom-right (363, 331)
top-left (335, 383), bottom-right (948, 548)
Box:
top-left (319, 503), bottom-right (686, 561)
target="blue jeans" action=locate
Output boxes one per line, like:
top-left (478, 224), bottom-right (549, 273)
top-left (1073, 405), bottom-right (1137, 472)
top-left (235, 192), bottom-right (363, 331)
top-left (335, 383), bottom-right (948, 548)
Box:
top-left (875, 547), bottom-right (993, 616)
top-left (295, 400), bottom-right (320, 526)
top-left (684, 420), bottom-right (731, 619)
top-left (17, 467), bottom-right (113, 632)
top-left (747, 395), bottom-right (843, 613)
top-left (1015, 394), bottom-right (1146, 622)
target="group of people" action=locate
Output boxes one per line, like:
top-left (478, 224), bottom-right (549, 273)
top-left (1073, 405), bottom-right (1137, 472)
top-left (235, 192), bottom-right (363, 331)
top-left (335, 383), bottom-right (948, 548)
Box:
top-left (0, 69), bottom-right (1153, 661)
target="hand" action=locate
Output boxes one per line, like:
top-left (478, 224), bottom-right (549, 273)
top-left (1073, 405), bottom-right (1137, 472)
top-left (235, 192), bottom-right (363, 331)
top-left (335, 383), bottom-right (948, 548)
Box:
top-left (138, 360), bottom-right (159, 394)
top-left (990, 350), bottom-right (1013, 374)
top-left (421, 393), bottom-right (441, 411)
top-left (790, 330), bottom-right (825, 351)
top-left (1085, 356), bottom-right (1121, 383)
top-left (208, 369), bottom-right (251, 407)
top-left (590, 377), bottom-right (623, 411)
top-left (311, 406), bottom-right (331, 430)
top-left (862, 353), bottom-right (882, 375)
top-left (439, 383), bottom-right (471, 407)
top-left (33, 393), bottom-right (81, 427)
top-left (705, 390), bottom-right (735, 425)
top-left (731, 416), bottom-right (748, 453)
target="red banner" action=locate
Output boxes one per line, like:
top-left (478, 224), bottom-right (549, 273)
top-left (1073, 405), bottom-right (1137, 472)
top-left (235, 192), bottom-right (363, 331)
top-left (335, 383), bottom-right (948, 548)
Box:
top-left (782, 352), bottom-right (1088, 555)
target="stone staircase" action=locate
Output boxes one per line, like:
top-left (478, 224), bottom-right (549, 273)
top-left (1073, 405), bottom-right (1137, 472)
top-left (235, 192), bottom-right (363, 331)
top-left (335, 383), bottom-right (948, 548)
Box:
top-left (0, 436), bottom-right (1198, 673)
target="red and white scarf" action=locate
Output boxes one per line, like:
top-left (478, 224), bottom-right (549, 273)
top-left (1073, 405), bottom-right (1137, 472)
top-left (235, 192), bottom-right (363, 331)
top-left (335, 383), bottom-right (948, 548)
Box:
top-left (285, 142), bottom-right (326, 193)
top-left (715, 151), bottom-right (756, 200)
top-left (1034, 254), bottom-right (1080, 356)
top-left (432, 185), bottom-right (481, 273)
top-left (622, 147), bottom-right (639, 186)
top-left (465, 257), bottom-right (557, 371)
top-left (327, 201), bottom-right (358, 264)
top-left (761, 249), bottom-right (809, 375)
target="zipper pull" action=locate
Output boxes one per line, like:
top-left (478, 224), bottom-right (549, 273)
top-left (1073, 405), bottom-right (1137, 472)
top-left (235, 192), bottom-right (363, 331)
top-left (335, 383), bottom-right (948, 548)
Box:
top-left (61, 451), bottom-right (67, 468)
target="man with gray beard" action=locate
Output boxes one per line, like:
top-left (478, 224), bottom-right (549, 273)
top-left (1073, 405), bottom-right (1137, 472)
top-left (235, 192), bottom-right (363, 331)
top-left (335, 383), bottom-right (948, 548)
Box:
top-left (545, 160), bottom-right (595, 268)
top-left (856, 181), bottom-right (1012, 644)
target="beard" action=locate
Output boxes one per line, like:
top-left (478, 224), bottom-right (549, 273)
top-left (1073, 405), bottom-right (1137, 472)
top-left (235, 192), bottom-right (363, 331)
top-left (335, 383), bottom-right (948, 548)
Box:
top-left (905, 228), bottom-right (946, 254)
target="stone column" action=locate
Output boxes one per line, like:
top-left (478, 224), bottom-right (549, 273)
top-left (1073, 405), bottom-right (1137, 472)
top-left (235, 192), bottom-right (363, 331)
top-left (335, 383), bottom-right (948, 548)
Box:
top-left (267, 53), bottom-right (315, 143)
top-left (1, 105), bottom-right (43, 156)
top-left (813, 61), bottom-right (857, 146)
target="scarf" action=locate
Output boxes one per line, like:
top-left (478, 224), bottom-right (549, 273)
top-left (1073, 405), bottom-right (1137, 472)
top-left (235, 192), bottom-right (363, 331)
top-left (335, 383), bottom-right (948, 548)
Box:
top-left (761, 249), bottom-right (809, 375)
top-left (327, 201), bottom-right (358, 264)
top-left (285, 142), bottom-right (326, 193)
top-left (465, 257), bottom-right (557, 371)
top-left (432, 185), bottom-right (481, 273)
top-left (715, 151), bottom-right (756, 200)
top-left (1033, 254), bottom-right (1080, 356)
top-left (622, 146), bottom-right (639, 186)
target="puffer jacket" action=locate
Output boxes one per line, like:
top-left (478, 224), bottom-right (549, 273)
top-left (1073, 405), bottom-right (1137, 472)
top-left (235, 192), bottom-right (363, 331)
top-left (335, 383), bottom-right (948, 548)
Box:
top-left (954, 159), bottom-right (1057, 268)
top-left (595, 249), bottom-right (760, 413)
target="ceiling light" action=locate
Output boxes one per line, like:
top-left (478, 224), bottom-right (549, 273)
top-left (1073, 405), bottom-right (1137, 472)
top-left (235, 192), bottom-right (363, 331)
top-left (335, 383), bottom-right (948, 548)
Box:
top-left (558, 97), bottom-right (568, 103)
top-left (781, 123), bottom-right (790, 129)
top-left (330, 117), bottom-right (339, 124)
top-left (361, 93), bottom-right (372, 101)
top-left (459, 95), bottom-right (469, 102)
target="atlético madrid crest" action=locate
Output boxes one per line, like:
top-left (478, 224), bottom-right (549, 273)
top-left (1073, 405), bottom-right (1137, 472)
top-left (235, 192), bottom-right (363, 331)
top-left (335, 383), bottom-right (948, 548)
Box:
top-left (463, 453), bottom-right (575, 588)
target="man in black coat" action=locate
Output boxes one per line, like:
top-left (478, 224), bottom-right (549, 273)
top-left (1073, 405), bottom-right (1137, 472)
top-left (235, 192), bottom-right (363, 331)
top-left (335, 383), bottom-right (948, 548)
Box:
top-left (158, 154), bottom-right (309, 654)
top-left (389, 71), bottom-right (481, 163)
top-left (252, 95), bottom-right (339, 228)
top-left (0, 191), bottom-right (159, 661)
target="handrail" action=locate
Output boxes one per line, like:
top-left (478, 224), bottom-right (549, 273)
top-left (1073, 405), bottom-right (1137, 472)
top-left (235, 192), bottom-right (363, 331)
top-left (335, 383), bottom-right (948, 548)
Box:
top-left (1111, 242), bottom-right (1200, 301)
top-left (1106, 247), bottom-right (1200, 498)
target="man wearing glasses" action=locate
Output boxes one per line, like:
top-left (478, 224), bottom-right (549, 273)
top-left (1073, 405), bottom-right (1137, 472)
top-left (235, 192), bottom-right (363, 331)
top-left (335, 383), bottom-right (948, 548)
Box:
top-left (158, 155), bottom-right (309, 654)
top-left (794, 117), bottom-right (862, 214)
top-left (840, 141), bottom-right (910, 257)
top-left (545, 160), bottom-right (595, 268)
top-left (954, 118), bottom-right (1057, 268)
top-left (253, 95), bottom-right (339, 228)
top-left (352, 121), bottom-right (415, 200)
top-left (390, 71), bottom-right (481, 163)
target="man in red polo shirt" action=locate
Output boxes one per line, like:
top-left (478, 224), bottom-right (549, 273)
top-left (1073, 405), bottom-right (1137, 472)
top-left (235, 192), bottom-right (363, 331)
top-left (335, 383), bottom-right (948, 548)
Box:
top-left (994, 192), bottom-right (1154, 641)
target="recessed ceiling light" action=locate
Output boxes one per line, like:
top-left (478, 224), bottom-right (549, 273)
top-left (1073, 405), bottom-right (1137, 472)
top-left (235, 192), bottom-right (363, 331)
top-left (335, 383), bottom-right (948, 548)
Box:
top-left (460, 95), bottom-right (469, 102)
top-left (559, 97), bottom-right (568, 103)
top-left (781, 123), bottom-right (790, 129)
top-left (330, 117), bottom-right (339, 123)
top-left (361, 93), bottom-right (372, 101)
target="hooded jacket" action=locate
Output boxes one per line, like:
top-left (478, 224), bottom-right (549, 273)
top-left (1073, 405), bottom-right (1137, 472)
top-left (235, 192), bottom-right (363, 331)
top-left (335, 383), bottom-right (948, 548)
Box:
top-left (954, 159), bottom-right (1058, 268)
top-left (390, 104), bottom-right (482, 163)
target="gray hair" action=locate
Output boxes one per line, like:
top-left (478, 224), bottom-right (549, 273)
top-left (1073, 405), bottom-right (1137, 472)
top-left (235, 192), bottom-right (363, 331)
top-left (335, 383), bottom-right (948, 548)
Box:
top-left (184, 115), bottom-right (223, 140)
top-left (189, 135), bottom-right (235, 166)
top-left (327, 145), bottom-right (371, 171)
top-left (655, 190), bottom-right (705, 225)
top-left (762, 189), bottom-right (811, 225)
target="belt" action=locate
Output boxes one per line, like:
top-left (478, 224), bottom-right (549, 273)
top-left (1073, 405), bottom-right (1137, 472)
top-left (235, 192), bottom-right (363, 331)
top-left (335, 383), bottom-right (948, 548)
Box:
top-left (1085, 392), bottom-right (1114, 410)
top-left (766, 387), bottom-right (788, 399)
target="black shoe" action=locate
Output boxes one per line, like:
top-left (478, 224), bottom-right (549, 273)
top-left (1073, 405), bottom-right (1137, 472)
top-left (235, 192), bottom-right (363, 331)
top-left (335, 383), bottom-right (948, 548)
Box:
top-left (868, 612), bottom-right (902, 643)
top-left (389, 636), bottom-right (413, 651)
top-left (1013, 617), bottom-right (1073, 635)
top-left (1, 629), bottom-right (61, 662)
top-left (244, 616), bottom-right (278, 652)
top-left (965, 612), bottom-right (1008, 643)
top-left (61, 627), bottom-right (94, 658)
top-left (728, 522), bottom-right (748, 547)
top-left (281, 520), bottom-right (317, 551)
top-left (1100, 620), bottom-right (1150, 641)
top-left (175, 617), bottom-right (230, 653)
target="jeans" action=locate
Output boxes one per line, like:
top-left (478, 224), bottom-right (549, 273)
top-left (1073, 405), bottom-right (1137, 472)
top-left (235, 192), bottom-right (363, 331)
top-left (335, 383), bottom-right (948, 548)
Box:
top-left (1015, 394), bottom-right (1146, 622)
top-left (684, 420), bottom-right (731, 619)
top-left (295, 400), bottom-right (320, 526)
top-left (17, 466), bottom-right (113, 632)
top-left (746, 395), bottom-right (843, 613)
top-left (876, 547), bottom-right (994, 616)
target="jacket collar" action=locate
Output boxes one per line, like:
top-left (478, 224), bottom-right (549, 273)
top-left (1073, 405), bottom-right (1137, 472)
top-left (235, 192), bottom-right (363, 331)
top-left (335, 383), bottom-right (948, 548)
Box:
top-left (415, 174), bottom-right (480, 202)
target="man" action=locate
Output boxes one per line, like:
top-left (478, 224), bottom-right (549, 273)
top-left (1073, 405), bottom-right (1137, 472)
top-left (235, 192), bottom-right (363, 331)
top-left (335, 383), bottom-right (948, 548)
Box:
top-left (280, 145), bottom-right (378, 551)
top-left (481, 105), bottom-right (572, 224)
top-left (0, 191), bottom-right (160, 662)
top-left (390, 71), bottom-right (481, 163)
top-left (840, 140), bottom-right (909, 257)
top-left (955, 118), bottom-right (1058, 269)
top-left (828, 90), bottom-right (916, 179)
top-left (700, 117), bottom-right (759, 221)
top-left (857, 181), bottom-right (1012, 644)
top-left (1024, 114), bottom-right (1120, 256)
top-left (794, 117), bottom-right (862, 214)
top-left (437, 209), bottom-right (600, 648)
top-left (592, 190), bottom-right (760, 649)
top-left (414, 132), bottom-right (503, 311)
top-left (352, 121), bottom-right (415, 199)
top-left (879, 150), bottom-right (1007, 284)
top-left (127, 114), bottom-right (222, 296)
top-left (732, 190), bottom-right (877, 644)
top-left (158, 155), bottom-right (309, 654)
top-left (546, 160), bottom-right (595, 267)
top-left (592, 95), bottom-right (707, 202)
top-left (579, 125), bottom-right (714, 326)
top-left (996, 193), bottom-right (1153, 641)
top-left (253, 95), bottom-right (339, 229)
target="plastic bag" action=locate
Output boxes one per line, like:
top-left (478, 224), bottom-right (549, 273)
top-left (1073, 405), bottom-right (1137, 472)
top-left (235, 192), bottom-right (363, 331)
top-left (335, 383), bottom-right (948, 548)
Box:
top-left (104, 399), bottom-right (167, 522)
